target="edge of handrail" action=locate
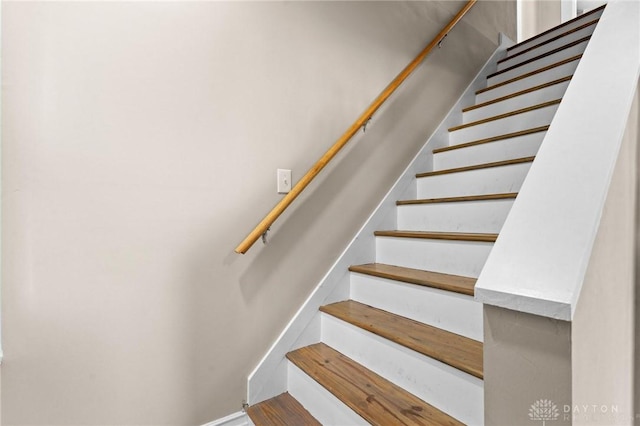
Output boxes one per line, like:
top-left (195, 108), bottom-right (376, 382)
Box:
top-left (235, 0), bottom-right (477, 254)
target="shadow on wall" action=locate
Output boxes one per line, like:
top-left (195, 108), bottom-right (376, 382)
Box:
top-left (232, 12), bottom-right (499, 302)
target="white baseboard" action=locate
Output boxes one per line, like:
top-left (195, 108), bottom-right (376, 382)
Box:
top-left (203, 411), bottom-right (252, 426)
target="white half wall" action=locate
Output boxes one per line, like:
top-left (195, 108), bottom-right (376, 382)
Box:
top-left (475, 0), bottom-right (640, 320)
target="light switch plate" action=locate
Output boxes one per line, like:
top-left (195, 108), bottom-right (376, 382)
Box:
top-left (277, 169), bottom-right (292, 194)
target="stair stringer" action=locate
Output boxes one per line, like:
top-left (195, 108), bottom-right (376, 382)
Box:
top-left (247, 33), bottom-right (516, 406)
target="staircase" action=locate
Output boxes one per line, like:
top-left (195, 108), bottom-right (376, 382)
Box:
top-left (246, 6), bottom-right (604, 425)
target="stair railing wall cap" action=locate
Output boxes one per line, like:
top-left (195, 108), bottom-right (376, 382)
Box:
top-left (474, 0), bottom-right (640, 321)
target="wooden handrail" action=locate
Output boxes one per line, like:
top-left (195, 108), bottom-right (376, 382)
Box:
top-left (235, 0), bottom-right (477, 254)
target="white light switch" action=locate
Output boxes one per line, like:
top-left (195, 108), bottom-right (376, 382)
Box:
top-left (277, 169), bottom-right (292, 194)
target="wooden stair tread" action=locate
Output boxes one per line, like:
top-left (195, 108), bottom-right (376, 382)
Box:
top-left (247, 392), bottom-right (321, 426)
top-left (506, 4), bottom-right (604, 53)
top-left (349, 263), bottom-right (476, 296)
top-left (433, 127), bottom-right (548, 153)
top-left (319, 301), bottom-right (484, 379)
top-left (477, 54), bottom-right (582, 95)
top-left (374, 230), bottom-right (497, 242)
top-left (487, 36), bottom-right (591, 79)
top-left (287, 343), bottom-right (464, 426)
top-left (397, 192), bottom-right (517, 205)
top-left (449, 99), bottom-right (560, 132)
top-left (416, 156), bottom-right (534, 178)
top-left (499, 19), bottom-right (598, 65)
top-left (463, 76), bottom-right (571, 112)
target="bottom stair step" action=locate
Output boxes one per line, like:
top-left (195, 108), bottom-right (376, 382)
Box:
top-left (247, 392), bottom-right (321, 426)
top-left (287, 343), bottom-right (464, 426)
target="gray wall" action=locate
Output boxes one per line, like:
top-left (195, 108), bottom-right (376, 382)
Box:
top-left (484, 305), bottom-right (572, 425)
top-left (572, 82), bottom-right (638, 426)
top-left (2, 1), bottom-right (515, 424)
top-left (520, 0), bottom-right (562, 41)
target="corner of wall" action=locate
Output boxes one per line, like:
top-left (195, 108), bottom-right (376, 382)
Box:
top-left (483, 305), bottom-right (572, 425)
top-left (636, 77), bottom-right (640, 426)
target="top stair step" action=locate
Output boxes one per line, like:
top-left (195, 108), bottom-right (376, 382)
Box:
top-left (488, 36), bottom-right (591, 82)
top-left (506, 4), bottom-right (605, 57)
top-left (247, 392), bottom-right (321, 426)
top-left (287, 342), bottom-right (464, 426)
top-left (498, 19), bottom-right (598, 70)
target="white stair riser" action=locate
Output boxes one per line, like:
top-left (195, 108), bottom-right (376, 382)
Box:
top-left (488, 39), bottom-right (589, 86)
top-left (321, 315), bottom-right (484, 425)
top-left (450, 104), bottom-right (558, 146)
top-left (507, 8), bottom-right (603, 56)
top-left (434, 131), bottom-right (545, 170)
top-left (477, 59), bottom-right (579, 104)
top-left (375, 237), bottom-right (493, 277)
top-left (288, 362), bottom-right (368, 426)
top-left (417, 162), bottom-right (532, 199)
top-left (463, 80), bottom-right (570, 123)
top-left (497, 24), bottom-right (596, 72)
top-left (397, 199), bottom-right (514, 234)
top-left (349, 273), bottom-right (483, 341)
